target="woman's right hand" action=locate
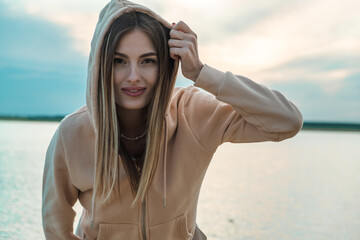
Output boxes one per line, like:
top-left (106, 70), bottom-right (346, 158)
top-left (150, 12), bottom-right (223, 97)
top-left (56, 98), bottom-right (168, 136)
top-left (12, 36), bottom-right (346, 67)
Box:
top-left (168, 21), bottom-right (204, 82)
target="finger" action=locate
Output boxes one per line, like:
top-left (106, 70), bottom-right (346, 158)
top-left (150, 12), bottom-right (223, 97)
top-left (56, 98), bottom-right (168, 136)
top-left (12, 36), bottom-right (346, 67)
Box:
top-left (169, 36), bottom-right (198, 57)
top-left (169, 29), bottom-right (187, 40)
top-left (170, 30), bottom-right (197, 47)
top-left (168, 39), bottom-right (181, 48)
top-left (168, 39), bottom-right (191, 48)
top-left (172, 21), bottom-right (195, 35)
top-left (169, 47), bottom-right (185, 60)
top-left (172, 22), bottom-right (198, 42)
top-left (170, 52), bottom-right (180, 61)
top-left (170, 53), bottom-right (179, 61)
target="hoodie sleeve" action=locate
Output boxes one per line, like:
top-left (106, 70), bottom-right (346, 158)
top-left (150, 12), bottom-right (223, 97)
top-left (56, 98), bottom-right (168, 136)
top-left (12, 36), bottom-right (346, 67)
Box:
top-left (42, 124), bottom-right (81, 240)
top-left (185, 64), bottom-right (303, 152)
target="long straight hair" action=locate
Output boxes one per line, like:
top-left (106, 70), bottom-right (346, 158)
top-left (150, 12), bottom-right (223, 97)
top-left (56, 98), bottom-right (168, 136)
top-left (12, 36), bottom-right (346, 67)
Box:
top-left (95, 11), bottom-right (177, 205)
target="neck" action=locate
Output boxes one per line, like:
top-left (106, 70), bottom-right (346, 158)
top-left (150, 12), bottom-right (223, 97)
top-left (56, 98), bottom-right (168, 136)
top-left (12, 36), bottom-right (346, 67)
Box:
top-left (116, 105), bottom-right (147, 136)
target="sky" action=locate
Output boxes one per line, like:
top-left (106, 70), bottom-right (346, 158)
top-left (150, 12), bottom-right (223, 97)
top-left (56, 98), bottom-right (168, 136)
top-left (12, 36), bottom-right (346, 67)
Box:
top-left (0, 0), bottom-right (359, 122)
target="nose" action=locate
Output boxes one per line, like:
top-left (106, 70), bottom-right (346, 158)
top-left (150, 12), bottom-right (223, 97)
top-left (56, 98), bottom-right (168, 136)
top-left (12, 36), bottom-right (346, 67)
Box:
top-left (127, 65), bottom-right (140, 84)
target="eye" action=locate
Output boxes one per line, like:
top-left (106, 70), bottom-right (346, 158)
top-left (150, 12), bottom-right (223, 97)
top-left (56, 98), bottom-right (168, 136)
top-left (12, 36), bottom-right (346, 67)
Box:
top-left (142, 58), bottom-right (157, 64)
top-left (114, 58), bottom-right (125, 64)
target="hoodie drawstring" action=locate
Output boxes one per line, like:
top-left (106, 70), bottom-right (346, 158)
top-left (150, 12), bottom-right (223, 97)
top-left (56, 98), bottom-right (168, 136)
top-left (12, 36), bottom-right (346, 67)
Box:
top-left (162, 115), bottom-right (168, 208)
top-left (91, 194), bottom-right (95, 229)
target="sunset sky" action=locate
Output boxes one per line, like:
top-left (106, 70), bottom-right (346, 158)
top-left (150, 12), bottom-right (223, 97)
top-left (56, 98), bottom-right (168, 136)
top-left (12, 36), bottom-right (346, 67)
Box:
top-left (0, 0), bottom-right (359, 122)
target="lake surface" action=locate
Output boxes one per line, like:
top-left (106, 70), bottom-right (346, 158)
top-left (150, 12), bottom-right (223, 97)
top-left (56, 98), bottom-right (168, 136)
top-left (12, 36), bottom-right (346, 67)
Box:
top-left (0, 120), bottom-right (359, 240)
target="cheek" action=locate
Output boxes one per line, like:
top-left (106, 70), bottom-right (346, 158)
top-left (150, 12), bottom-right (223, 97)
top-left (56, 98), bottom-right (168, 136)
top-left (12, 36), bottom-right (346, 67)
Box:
top-left (142, 68), bottom-right (159, 86)
top-left (113, 70), bottom-right (124, 87)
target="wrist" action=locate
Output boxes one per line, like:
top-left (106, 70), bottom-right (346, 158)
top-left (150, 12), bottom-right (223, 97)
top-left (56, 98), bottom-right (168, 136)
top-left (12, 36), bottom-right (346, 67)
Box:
top-left (193, 64), bottom-right (225, 96)
top-left (191, 62), bottom-right (204, 82)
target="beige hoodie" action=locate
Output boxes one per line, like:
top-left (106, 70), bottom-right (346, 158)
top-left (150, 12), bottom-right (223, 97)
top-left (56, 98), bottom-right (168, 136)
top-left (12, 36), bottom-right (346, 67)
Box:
top-left (42, 0), bottom-right (303, 239)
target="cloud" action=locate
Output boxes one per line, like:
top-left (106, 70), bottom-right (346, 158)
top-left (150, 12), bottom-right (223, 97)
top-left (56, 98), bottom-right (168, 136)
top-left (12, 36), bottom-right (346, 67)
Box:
top-left (0, 3), bottom-right (86, 66)
top-left (199, 0), bottom-right (360, 76)
top-left (269, 72), bottom-right (360, 122)
top-left (0, 0), bottom-right (315, 55)
top-left (258, 53), bottom-right (360, 93)
top-left (0, 1), bottom-right (87, 115)
top-left (8, 0), bottom-right (360, 72)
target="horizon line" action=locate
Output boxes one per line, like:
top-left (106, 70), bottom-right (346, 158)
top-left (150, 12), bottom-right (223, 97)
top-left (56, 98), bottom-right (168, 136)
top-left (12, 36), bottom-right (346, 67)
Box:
top-left (0, 115), bottom-right (359, 132)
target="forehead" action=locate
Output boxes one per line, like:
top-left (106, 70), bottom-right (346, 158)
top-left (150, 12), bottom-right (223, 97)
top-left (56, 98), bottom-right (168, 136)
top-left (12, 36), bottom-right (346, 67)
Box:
top-left (115, 29), bottom-right (155, 54)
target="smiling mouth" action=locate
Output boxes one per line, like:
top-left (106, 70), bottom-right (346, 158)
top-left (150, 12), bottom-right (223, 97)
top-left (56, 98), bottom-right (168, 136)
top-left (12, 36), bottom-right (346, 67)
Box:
top-left (122, 87), bottom-right (146, 97)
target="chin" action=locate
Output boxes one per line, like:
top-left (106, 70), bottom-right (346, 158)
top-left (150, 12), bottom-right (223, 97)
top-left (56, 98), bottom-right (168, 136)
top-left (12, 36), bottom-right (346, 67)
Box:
top-left (116, 102), bottom-right (150, 111)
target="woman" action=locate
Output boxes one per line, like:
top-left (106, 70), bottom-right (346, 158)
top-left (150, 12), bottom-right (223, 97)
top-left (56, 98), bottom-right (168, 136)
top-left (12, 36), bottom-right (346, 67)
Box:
top-left (42, 0), bottom-right (303, 239)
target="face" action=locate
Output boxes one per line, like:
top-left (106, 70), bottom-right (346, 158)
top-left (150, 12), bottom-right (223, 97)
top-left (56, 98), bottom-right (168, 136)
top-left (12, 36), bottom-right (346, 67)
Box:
top-left (113, 29), bottom-right (159, 110)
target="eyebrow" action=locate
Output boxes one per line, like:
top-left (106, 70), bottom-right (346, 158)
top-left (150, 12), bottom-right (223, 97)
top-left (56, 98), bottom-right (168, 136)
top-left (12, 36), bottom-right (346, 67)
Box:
top-left (114, 52), bottom-right (157, 58)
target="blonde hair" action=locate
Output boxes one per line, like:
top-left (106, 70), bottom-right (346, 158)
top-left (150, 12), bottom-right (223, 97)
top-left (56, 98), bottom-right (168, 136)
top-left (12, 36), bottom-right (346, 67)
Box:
top-left (95, 11), bottom-right (178, 205)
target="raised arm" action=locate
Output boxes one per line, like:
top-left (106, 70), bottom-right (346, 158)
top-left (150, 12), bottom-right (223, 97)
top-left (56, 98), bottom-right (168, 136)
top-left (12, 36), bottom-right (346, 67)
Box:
top-left (184, 64), bottom-right (303, 151)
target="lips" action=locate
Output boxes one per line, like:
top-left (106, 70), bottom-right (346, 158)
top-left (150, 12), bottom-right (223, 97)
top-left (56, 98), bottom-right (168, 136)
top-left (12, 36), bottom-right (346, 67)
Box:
top-left (122, 87), bottom-right (146, 97)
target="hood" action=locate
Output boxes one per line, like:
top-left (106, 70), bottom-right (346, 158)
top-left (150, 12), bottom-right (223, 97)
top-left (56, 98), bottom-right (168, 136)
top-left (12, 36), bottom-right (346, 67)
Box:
top-left (86, 0), bottom-right (175, 132)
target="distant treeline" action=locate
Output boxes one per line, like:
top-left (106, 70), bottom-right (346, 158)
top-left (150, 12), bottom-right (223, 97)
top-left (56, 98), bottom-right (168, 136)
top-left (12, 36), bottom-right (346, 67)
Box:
top-left (0, 115), bottom-right (360, 131)
top-left (0, 115), bottom-right (64, 122)
top-left (302, 122), bottom-right (360, 131)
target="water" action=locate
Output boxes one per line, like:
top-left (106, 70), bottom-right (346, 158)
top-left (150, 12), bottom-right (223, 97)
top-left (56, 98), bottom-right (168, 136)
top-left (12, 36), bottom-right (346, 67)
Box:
top-left (0, 120), bottom-right (359, 240)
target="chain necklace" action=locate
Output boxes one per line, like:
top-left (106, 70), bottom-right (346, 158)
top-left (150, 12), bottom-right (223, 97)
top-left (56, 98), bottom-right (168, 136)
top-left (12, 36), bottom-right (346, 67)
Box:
top-left (120, 130), bottom-right (147, 141)
top-left (131, 156), bottom-right (143, 174)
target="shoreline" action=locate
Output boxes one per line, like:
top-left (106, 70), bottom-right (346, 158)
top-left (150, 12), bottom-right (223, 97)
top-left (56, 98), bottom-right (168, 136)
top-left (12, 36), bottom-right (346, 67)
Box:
top-left (1, 115), bottom-right (360, 131)
top-left (301, 122), bottom-right (360, 132)
top-left (0, 115), bottom-right (64, 122)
